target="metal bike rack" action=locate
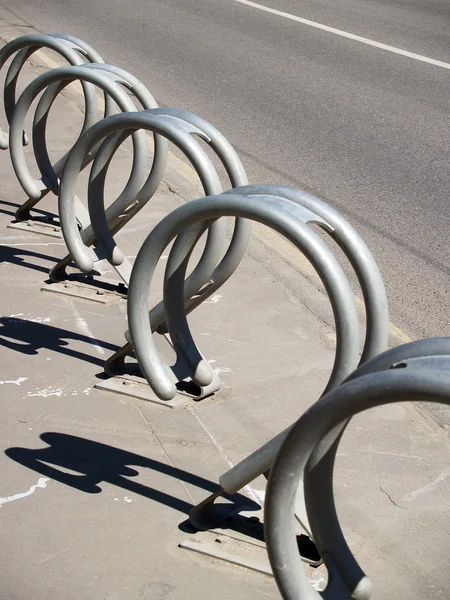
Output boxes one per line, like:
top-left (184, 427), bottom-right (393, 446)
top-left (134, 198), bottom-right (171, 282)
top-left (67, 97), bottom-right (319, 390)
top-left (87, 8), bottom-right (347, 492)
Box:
top-left (0, 33), bottom-right (104, 151)
top-left (53, 110), bottom-right (253, 399)
top-left (0, 33), bottom-right (107, 233)
top-left (265, 337), bottom-right (450, 599)
top-left (2, 30), bottom-right (446, 599)
top-left (182, 189), bottom-right (387, 523)
top-left (120, 189), bottom-right (388, 568)
top-left (7, 63), bottom-right (166, 253)
top-left (55, 108), bottom-right (247, 296)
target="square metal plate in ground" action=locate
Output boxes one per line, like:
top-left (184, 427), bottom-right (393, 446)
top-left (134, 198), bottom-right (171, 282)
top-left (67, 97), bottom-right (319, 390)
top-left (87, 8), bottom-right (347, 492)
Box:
top-left (8, 220), bottom-right (62, 238)
top-left (179, 528), bottom-right (321, 577)
top-left (179, 531), bottom-right (273, 576)
top-left (94, 374), bottom-right (192, 408)
top-left (41, 279), bottom-right (127, 304)
top-left (180, 504), bottom-right (321, 574)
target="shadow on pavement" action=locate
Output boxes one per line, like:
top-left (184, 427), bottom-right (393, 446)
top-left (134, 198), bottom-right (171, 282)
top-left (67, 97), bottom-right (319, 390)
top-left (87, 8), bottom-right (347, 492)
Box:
top-left (0, 198), bottom-right (57, 220)
top-left (0, 316), bottom-right (118, 367)
top-left (5, 432), bottom-right (257, 517)
top-left (1, 245), bottom-right (60, 275)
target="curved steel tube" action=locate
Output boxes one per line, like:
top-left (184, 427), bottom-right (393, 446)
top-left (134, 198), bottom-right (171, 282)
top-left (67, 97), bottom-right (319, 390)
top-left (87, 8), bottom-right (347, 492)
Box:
top-left (33, 62), bottom-right (164, 180)
top-left (128, 192), bottom-right (360, 400)
top-left (84, 108), bottom-right (248, 277)
top-left (101, 110), bottom-right (251, 374)
top-left (9, 65), bottom-right (149, 201)
top-left (224, 184), bottom-right (388, 366)
top-left (0, 34), bottom-right (102, 149)
top-left (57, 110), bottom-right (226, 287)
top-left (184, 188), bottom-right (388, 532)
top-left (24, 64), bottom-right (169, 278)
top-left (265, 338), bottom-right (450, 600)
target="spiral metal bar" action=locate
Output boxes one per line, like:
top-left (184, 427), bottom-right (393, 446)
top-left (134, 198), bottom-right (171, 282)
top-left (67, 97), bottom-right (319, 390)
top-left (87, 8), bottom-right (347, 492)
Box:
top-left (0, 33), bottom-right (103, 152)
top-left (122, 189), bottom-right (381, 541)
top-left (265, 337), bottom-right (450, 600)
top-left (135, 188), bottom-right (388, 531)
top-left (56, 109), bottom-right (247, 286)
top-left (8, 64), bottom-right (161, 232)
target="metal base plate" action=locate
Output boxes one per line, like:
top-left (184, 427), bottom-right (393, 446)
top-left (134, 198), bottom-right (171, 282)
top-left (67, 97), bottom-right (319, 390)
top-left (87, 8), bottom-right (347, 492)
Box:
top-left (8, 220), bottom-right (62, 238)
top-left (94, 374), bottom-right (193, 408)
top-left (179, 531), bottom-right (273, 576)
top-left (180, 507), bottom-right (321, 576)
top-left (41, 279), bottom-right (127, 304)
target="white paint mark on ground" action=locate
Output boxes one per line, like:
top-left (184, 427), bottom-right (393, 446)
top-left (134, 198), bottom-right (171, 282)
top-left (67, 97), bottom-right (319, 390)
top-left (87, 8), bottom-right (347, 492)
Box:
top-left (0, 477), bottom-right (49, 508)
top-left (124, 496), bottom-right (133, 503)
top-left (27, 387), bottom-right (64, 398)
top-left (204, 294), bottom-right (223, 304)
top-left (3, 242), bottom-right (65, 247)
top-left (0, 377), bottom-right (27, 386)
top-left (234, 0), bottom-right (450, 70)
top-left (8, 313), bottom-right (50, 323)
top-left (0, 235), bottom-right (38, 242)
top-left (7, 314), bottom-right (51, 324)
top-left (28, 385), bottom-right (91, 398)
top-left (310, 576), bottom-right (327, 591)
top-left (403, 468), bottom-right (450, 502)
top-left (249, 489), bottom-right (265, 506)
top-left (69, 302), bottom-right (105, 357)
top-left (207, 359), bottom-right (232, 375)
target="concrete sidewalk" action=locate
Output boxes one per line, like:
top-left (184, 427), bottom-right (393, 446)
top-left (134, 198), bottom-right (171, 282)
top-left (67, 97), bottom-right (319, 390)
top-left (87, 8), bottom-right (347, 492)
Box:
top-left (1, 13), bottom-right (450, 600)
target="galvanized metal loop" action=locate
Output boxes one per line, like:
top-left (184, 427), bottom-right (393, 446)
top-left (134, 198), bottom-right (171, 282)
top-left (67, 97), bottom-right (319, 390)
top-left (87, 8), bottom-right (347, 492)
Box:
top-left (32, 61), bottom-right (158, 182)
top-left (265, 338), bottom-right (450, 600)
top-left (58, 110), bottom-right (224, 277)
top-left (0, 34), bottom-right (103, 149)
top-left (32, 63), bottom-right (166, 212)
top-left (58, 109), bottom-right (249, 292)
top-left (85, 108), bottom-right (250, 289)
top-left (183, 187), bottom-right (388, 539)
top-left (9, 65), bottom-right (147, 200)
top-left (127, 192), bottom-right (360, 400)
top-left (160, 184), bottom-right (389, 403)
top-left (225, 184), bottom-right (389, 367)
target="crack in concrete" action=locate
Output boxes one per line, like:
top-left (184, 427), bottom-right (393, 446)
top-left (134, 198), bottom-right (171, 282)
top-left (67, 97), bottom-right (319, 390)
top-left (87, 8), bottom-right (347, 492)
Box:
top-left (379, 485), bottom-right (401, 508)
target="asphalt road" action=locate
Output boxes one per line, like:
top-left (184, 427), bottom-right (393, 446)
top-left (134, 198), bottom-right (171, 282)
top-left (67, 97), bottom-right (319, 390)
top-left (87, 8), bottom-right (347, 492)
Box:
top-left (3, 0), bottom-right (450, 339)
